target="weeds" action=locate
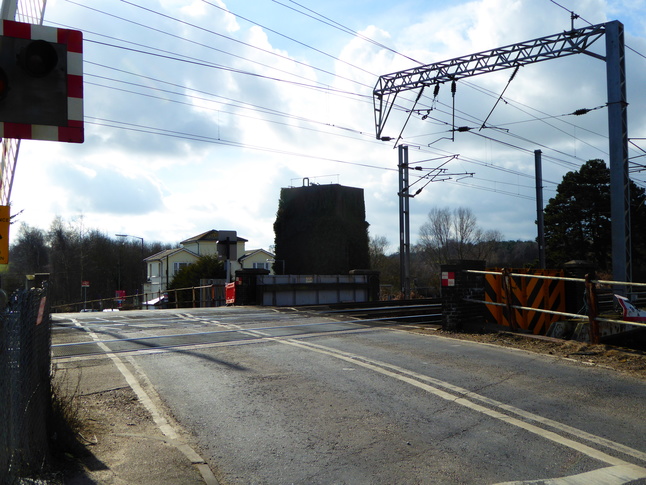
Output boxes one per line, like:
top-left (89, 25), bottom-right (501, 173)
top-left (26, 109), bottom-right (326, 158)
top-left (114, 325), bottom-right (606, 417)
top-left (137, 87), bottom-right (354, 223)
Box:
top-left (49, 367), bottom-right (86, 460)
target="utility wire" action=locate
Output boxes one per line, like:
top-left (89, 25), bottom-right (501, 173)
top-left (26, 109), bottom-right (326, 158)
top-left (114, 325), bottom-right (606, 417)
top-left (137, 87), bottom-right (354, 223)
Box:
top-left (69, 0), bottom-right (610, 174)
top-left (546, 0), bottom-right (646, 60)
top-left (57, 2), bottom-right (628, 200)
top-left (86, 116), bottom-right (397, 172)
top-left (201, 0), bottom-right (377, 79)
top-left (271, 0), bottom-right (422, 65)
top-left (65, 0), bottom-right (371, 90)
top-left (85, 40), bottom-right (368, 98)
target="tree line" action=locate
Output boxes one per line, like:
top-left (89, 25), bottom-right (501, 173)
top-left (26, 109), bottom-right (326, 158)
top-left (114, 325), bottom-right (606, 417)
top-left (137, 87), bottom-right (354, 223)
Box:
top-left (369, 207), bottom-right (538, 297)
top-left (370, 159), bottom-right (646, 296)
top-left (4, 216), bottom-right (172, 308)
top-left (5, 159), bottom-right (644, 306)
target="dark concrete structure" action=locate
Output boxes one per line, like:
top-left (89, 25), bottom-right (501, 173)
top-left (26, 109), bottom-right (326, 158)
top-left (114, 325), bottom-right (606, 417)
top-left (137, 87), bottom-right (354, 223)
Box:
top-left (273, 184), bottom-right (370, 275)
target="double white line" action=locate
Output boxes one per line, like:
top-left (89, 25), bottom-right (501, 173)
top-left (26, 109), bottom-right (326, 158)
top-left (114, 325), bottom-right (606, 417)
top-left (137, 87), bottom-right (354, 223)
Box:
top-left (277, 337), bottom-right (646, 485)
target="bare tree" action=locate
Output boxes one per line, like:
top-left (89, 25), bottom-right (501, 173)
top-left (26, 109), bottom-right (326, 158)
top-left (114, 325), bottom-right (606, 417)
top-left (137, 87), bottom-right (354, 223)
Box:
top-left (418, 207), bottom-right (502, 265)
top-left (369, 235), bottom-right (389, 268)
top-left (419, 207), bottom-right (452, 263)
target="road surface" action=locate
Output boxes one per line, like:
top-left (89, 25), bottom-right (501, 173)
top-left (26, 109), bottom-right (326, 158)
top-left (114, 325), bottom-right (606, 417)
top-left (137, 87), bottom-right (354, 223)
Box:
top-left (52, 307), bottom-right (646, 484)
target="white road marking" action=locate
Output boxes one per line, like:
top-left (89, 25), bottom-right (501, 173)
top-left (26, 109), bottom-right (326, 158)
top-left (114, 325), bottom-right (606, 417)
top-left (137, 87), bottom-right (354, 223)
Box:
top-left (69, 319), bottom-right (219, 485)
top-left (64, 313), bottom-right (646, 484)
top-left (495, 464), bottom-right (646, 484)
top-left (280, 338), bottom-right (646, 479)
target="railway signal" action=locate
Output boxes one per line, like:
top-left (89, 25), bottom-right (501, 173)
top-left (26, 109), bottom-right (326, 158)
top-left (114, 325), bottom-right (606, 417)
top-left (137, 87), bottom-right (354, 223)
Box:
top-left (0, 19), bottom-right (83, 143)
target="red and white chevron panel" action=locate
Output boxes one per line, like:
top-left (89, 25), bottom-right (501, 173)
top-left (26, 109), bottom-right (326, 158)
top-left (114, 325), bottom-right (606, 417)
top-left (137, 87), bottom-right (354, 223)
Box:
top-left (0, 19), bottom-right (83, 143)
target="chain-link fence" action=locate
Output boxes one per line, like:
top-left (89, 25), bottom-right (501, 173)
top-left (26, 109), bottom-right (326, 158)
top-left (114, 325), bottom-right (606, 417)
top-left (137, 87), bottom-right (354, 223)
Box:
top-left (0, 284), bottom-right (52, 484)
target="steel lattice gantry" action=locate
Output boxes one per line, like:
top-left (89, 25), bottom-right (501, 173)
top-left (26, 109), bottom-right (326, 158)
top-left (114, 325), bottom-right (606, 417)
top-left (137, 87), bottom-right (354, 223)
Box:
top-left (374, 21), bottom-right (632, 284)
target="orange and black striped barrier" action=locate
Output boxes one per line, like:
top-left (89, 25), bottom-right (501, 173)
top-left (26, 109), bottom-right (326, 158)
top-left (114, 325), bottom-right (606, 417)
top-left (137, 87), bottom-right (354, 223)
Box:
top-left (484, 268), bottom-right (566, 334)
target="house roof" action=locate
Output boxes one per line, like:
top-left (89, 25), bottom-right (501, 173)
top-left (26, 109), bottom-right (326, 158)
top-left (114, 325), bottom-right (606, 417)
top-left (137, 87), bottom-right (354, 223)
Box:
top-left (180, 229), bottom-right (248, 245)
top-left (144, 247), bottom-right (198, 262)
top-left (238, 248), bottom-right (275, 261)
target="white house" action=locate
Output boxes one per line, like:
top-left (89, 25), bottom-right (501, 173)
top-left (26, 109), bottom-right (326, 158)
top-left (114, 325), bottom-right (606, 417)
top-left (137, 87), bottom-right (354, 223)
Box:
top-left (238, 248), bottom-right (277, 272)
top-left (143, 229), bottom-right (250, 298)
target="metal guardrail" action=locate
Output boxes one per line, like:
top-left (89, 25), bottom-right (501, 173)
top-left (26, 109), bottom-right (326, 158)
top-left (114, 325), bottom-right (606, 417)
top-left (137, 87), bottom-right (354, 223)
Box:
top-left (465, 269), bottom-right (646, 344)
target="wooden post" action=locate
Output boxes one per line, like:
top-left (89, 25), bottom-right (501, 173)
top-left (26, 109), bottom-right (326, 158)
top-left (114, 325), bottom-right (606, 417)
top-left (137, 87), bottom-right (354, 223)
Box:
top-left (585, 272), bottom-right (600, 344)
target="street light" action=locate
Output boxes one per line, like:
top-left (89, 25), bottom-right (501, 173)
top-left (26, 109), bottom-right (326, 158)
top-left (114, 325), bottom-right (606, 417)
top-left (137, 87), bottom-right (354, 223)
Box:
top-left (116, 234), bottom-right (145, 296)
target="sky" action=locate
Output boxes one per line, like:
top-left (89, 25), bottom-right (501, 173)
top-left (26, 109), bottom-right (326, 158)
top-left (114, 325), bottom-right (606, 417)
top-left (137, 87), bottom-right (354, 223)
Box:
top-left (6, 0), bottom-right (646, 254)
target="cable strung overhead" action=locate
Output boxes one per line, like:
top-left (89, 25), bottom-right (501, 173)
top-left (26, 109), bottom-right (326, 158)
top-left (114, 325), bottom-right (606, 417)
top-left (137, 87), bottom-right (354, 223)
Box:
top-left (373, 19), bottom-right (632, 284)
top-left (373, 22), bottom-right (608, 140)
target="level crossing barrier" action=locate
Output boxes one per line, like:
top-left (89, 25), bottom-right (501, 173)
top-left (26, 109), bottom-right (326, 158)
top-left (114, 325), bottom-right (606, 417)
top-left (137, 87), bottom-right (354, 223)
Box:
top-left (464, 269), bottom-right (646, 344)
top-left (50, 283), bottom-right (226, 312)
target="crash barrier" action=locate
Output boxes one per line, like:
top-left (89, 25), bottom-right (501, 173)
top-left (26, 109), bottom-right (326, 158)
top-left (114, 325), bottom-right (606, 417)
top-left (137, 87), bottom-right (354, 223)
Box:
top-left (50, 283), bottom-right (226, 312)
top-left (484, 268), bottom-right (566, 335)
top-left (0, 285), bottom-right (52, 483)
top-left (229, 270), bottom-right (380, 306)
top-left (463, 268), bottom-right (646, 344)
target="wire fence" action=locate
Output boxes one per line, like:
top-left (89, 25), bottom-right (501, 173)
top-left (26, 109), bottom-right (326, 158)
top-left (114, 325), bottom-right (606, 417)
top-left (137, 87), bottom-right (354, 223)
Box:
top-left (0, 284), bottom-right (52, 484)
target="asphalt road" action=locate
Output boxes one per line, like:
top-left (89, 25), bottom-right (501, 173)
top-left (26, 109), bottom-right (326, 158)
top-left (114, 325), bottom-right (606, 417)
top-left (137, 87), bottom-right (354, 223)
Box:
top-left (52, 307), bottom-right (646, 484)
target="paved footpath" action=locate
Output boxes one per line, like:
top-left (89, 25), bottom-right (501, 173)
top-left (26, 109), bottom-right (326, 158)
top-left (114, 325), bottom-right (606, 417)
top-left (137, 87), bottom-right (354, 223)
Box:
top-left (54, 350), bottom-right (218, 484)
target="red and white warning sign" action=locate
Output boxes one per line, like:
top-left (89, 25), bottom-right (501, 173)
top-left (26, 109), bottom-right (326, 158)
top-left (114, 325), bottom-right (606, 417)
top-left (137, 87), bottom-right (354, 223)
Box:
top-left (0, 19), bottom-right (83, 143)
top-left (441, 271), bottom-right (455, 287)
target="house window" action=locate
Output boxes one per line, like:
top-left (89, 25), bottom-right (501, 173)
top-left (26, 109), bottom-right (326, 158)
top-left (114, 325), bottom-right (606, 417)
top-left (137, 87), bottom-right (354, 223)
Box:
top-left (253, 262), bottom-right (271, 270)
top-left (174, 262), bottom-right (189, 273)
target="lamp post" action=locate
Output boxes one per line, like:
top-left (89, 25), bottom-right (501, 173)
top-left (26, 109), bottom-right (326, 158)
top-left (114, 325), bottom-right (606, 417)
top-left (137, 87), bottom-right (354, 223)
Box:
top-left (116, 234), bottom-right (145, 298)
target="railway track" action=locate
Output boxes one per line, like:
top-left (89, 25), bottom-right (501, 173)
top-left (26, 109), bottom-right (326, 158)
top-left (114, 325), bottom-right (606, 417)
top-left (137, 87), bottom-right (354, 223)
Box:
top-left (304, 298), bottom-right (444, 326)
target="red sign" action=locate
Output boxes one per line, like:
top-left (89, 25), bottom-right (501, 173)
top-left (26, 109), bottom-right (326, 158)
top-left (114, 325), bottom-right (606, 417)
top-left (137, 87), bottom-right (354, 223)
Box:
top-left (36, 297), bottom-right (47, 325)
top-left (81, 280), bottom-right (90, 287)
top-left (441, 272), bottom-right (455, 287)
top-left (0, 205), bottom-right (9, 264)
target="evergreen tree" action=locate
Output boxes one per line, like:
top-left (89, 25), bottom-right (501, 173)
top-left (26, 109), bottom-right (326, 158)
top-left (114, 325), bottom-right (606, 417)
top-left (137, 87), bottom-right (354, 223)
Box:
top-left (544, 159), bottom-right (646, 279)
top-left (168, 255), bottom-right (225, 290)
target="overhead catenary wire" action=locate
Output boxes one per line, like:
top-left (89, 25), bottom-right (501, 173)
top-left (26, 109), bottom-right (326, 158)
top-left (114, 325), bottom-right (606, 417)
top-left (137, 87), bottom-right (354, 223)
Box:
top-left (75, 0), bottom-right (614, 169)
top-left (83, 0), bottom-right (616, 168)
top-left (85, 116), bottom-right (397, 172)
top-left (480, 65), bottom-right (520, 131)
top-left (83, 58), bottom-right (564, 189)
top-left (65, 0), bottom-right (371, 91)
top-left (48, 0), bottom-right (646, 203)
top-left (81, 45), bottom-right (580, 184)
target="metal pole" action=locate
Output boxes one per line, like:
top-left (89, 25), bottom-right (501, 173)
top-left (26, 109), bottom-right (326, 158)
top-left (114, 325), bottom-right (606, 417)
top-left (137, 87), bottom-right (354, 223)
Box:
top-left (398, 145), bottom-right (411, 298)
top-left (534, 150), bottom-right (546, 269)
top-left (605, 20), bottom-right (631, 286)
top-left (0, 0), bottom-right (16, 21)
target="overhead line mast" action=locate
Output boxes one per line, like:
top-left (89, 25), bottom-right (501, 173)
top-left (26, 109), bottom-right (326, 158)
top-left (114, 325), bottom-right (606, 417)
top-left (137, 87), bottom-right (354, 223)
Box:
top-left (0, 0), bottom-right (47, 206)
top-left (374, 21), bottom-right (632, 285)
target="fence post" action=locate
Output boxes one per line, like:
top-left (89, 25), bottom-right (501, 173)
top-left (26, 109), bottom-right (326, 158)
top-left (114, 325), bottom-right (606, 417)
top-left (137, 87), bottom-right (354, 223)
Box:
top-left (585, 272), bottom-right (601, 344)
top-left (441, 260), bottom-right (486, 331)
top-left (501, 268), bottom-right (518, 331)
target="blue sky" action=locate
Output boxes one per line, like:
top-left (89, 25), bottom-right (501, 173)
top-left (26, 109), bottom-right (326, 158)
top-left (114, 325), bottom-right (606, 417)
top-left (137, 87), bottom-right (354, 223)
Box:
top-left (8, 0), bottom-right (646, 254)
